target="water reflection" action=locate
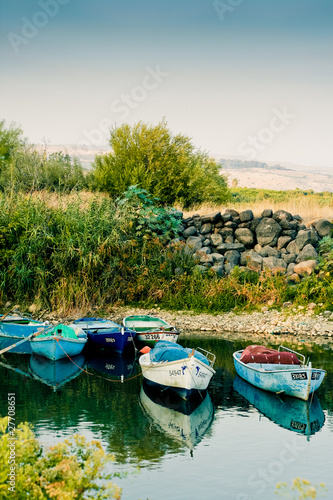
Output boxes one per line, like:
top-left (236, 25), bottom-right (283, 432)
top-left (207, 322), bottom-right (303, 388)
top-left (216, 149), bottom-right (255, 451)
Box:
top-left (233, 375), bottom-right (325, 439)
top-left (140, 381), bottom-right (214, 451)
top-left (29, 354), bottom-right (86, 390)
top-left (86, 351), bottom-right (137, 380)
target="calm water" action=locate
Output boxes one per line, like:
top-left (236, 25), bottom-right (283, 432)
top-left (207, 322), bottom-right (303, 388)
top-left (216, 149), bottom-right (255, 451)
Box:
top-left (1, 336), bottom-right (333, 500)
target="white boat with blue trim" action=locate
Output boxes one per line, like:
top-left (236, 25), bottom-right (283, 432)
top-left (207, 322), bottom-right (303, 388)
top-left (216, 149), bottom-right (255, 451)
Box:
top-left (233, 345), bottom-right (326, 401)
top-left (139, 340), bottom-right (216, 400)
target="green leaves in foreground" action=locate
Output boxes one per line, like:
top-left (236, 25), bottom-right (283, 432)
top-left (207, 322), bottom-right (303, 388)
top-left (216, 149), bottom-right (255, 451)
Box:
top-left (0, 416), bottom-right (121, 499)
top-left (276, 478), bottom-right (326, 499)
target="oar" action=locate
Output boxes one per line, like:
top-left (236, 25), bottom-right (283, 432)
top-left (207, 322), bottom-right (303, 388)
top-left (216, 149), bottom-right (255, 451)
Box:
top-left (0, 333), bottom-right (36, 355)
top-left (0, 324), bottom-right (55, 356)
top-left (0, 306), bottom-right (19, 323)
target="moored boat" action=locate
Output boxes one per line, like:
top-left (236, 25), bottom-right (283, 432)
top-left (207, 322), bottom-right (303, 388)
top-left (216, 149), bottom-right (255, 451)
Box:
top-left (139, 340), bottom-right (215, 400)
top-left (30, 324), bottom-right (87, 361)
top-left (0, 314), bottom-right (50, 340)
top-left (123, 315), bottom-right (179, 347)
top-left (233, 345), bottom-right (326, 401)
top-left (71, 317), bottom-right (136, 354)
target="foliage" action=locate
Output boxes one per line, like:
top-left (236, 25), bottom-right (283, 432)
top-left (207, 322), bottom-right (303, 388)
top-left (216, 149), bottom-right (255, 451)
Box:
top-left (276, 478), bottom-right (326, 499)
top-left (0, 416), bottom-right (121, 499)
top-left (0, 120), bottom-right (25, 169)
top-left (90, 119), bottom-right (230, 207)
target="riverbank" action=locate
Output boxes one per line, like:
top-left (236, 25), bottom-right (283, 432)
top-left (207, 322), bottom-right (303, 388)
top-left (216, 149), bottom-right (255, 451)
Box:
top-left (49, 305), bottom-right (333, 348)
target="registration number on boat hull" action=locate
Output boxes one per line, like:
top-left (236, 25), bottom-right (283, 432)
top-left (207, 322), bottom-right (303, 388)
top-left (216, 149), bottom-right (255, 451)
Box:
top-left (291, 372), bottom-right (307, 380)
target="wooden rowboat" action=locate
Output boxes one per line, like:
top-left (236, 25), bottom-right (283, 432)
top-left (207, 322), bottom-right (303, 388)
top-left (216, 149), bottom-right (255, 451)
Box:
top-left (139, 340), bottom-right (215, 400)
top-left (233, 345), bottom-right (326, 401)
top-left (123, 315), bottom-right (179, 347)
top-left (30, 324), bottom-right (87, 361)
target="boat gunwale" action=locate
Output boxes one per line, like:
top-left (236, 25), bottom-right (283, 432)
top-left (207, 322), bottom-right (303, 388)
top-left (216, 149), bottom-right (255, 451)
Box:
top-left (140, 353), bottom-right (216, 375)
top-left (233, 350), bottom-right (326, 375)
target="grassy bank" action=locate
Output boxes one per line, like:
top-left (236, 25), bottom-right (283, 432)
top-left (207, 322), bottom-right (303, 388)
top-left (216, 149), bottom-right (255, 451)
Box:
top-left (1, 190), bottom-right (333, 316)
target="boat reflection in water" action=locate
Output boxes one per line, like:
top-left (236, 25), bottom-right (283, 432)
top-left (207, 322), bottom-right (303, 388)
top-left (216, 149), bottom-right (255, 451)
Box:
top-left (29, 353), bottom-right (85, 390)
top-left (86, 351), bottom-right (137, 381)
top-left (233, 375), bottom-right (325, 439)
top-left (140, 380), bottom-right (214, 451)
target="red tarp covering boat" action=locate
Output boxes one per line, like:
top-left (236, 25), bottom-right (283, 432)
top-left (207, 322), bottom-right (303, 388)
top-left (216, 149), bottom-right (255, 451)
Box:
top-left (240, 345), bottom-right (301, 365)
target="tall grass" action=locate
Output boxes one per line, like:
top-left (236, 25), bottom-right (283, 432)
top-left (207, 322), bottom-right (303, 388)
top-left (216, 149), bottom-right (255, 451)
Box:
top-left (1, 191), bottom-right (333, 315)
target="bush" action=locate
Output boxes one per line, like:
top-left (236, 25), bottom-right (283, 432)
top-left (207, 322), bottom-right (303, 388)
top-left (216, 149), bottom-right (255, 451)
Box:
top-left (0, 416), bottom-right (122, 499)
top-left (90, 119), bottom-right (230, 207)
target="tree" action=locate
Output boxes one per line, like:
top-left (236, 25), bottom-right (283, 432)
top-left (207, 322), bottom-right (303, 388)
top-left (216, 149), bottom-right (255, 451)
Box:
top-left (90, 120), bottom-right (230, 207)
top-left (0, 120), bottom-right (25, 169)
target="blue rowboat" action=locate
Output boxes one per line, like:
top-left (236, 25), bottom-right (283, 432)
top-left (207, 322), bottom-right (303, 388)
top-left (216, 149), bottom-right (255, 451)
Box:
top-left (233, 375), bottom-right (325, 439)
top-left (233, 345), bottom-right (326, 401)
top-left (123, 315), bottom-right (179, 347)
top-left (71, 317), bottom-right (136, 354)
top-left (29, 353), bottom-right (86, 390)
top-left (30, 324), bottom-right (87, 361)
top-left (0, 315), bottom-right (50, 339)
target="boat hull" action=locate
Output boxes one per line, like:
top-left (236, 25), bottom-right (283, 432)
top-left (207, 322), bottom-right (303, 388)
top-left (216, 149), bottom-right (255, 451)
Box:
top-left (139, 354), bottom-right (215, 400)
top-left (87, 330), bottom-right (135, 353)
top-left (0, 321), bottom-right (48, 339)
top-left (71, 318), bottom-right (136, 354)
top-left (30, 336), bottom-right (86, 361)
top-left (123, 315), bottom-right (179, 347)
top-left (233, 350), bottom-right (326, 401)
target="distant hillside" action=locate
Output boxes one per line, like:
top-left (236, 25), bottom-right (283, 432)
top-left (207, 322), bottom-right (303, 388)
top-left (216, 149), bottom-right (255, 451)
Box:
top-left (217, 158), bottom-right (333, 192)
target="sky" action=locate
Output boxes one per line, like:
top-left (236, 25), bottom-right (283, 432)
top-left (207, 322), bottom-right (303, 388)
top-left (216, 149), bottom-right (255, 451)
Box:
top-left (0, 0), bottom-right (332, 168)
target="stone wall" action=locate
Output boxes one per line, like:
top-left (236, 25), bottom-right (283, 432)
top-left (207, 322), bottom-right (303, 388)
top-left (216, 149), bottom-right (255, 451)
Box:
top-left (174, 209), bottom-right (333, 280)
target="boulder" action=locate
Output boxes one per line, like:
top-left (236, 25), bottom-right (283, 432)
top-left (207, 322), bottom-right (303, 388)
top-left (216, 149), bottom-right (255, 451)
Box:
top-left (295, 229), bottom-right (319, 250)
top-left (217, 243), bottom-right (245, 254)
top-left (240, 250), bottom-right (251, 266)
top-left (272, 210), bottom-right (293, 222)
top-left (224, 250), bottom-right (240, 274)
top-left (221, 213), bottom-right (233, 222)
top-left (211, 264), bottom-right (224, 275)
top-left (209, 234), bottom-right (223, 247)
top-left (250, 217), bottom-right (263, 231)
top-left (218, 227), bottom-right (234, 239)
top-left (224, 221), bottom-right (238, 228)
top-left (255, 218), bottom-right (282, 246)
top-left (286, 240), bottom-right (300, 255)
top-left (246, 250), bottom-right (263, 272)
top-left (183, 226), bottom-right (198, 238)
top-left (199, 253), bottom-right (214, 265)
top-left (258, 246), bottom-right (280, 258)
top-left (193, 217), bottom-right (202, 230)
top-left (286, 263), bottom-right (296, 275)
top-left (203, 238), bottom-right (211, 246)
top-left (313, 219), bottom-right (333, 237)
top-left (186, 236), bottom-right (202, 250)
top-left (239, 210), bottom-right (254, 222)
top-left (293, 260), bottom-right (317, 276)
top-left (262, 256), bottom-right (287, 271)
top-left (200, 223), bottom-right (212, 235)
top-left (234, 228), bottom-right (254, 247)
top-left (261, 209), bottom-right (273, 218)
top-left (224, 209), bottom-right (239, 217)
top-left (225, 235), bottom-right (234, 243)
top-left (201, 211), bottom-right (222, 224)
top-left (211, 253), bottom-right (224, 263)
top-left (238, 222), bottom-right (252, 228)
top-left (215, 221), bottom-right (224, 228)
top-left (277, 235), bottom-right (292, 250)
top-left (282, 253), bottom-right (297, 264)
top-left (282, 230), bottom-right (297, 239)
top-left (279, 219), bottom-right (292, 230)
top-left (296, 244), bottom-right (318, 263)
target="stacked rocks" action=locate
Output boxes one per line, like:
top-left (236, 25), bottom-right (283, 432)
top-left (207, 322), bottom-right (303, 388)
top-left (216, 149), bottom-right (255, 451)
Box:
top-left (175, 209), bottom-right (333, 279)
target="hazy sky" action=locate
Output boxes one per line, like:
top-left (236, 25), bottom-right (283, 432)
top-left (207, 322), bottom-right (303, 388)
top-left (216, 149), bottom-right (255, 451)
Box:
top-left (0, 0), bottom-right (332, 168)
